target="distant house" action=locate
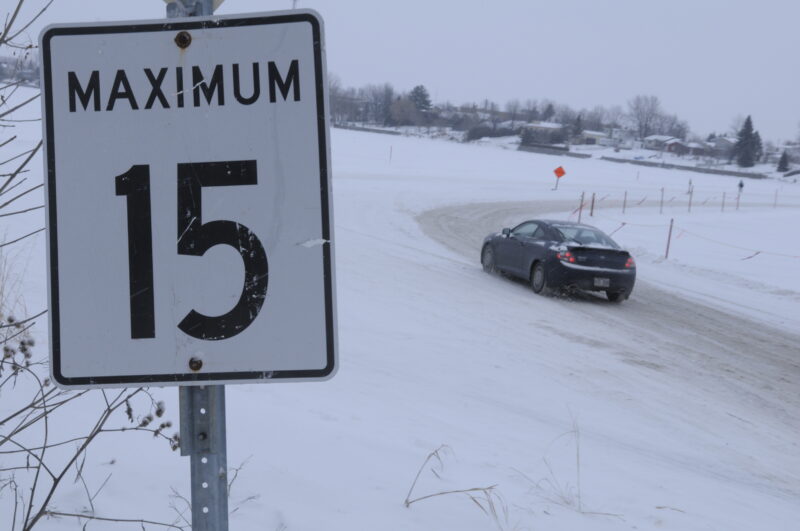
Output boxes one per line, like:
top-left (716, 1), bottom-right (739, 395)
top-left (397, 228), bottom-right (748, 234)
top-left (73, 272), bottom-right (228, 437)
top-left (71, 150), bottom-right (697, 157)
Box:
top-left (687, 142), bottom-right (708, 156)
top-left (578, 130), bottom-right (608, 145)
top-left (608, 128), bottom-right (639, 148)
top-left (664, 138), bottom-right (689, 155)
top-left (520, 121), bottom-right (567, 145)
top-left (497, 120), bottom-right (523, 132)
top-left (711, 136), bottom-right (737, 159)
top-left (524, 121), bottom-right (565, 133)
top-left (643, 135), bottom-right (675, 150)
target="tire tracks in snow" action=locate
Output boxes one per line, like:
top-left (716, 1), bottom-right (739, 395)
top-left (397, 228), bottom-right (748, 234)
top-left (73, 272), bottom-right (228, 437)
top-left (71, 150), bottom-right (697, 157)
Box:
top-left (416, 200), bottom-right (800, 458)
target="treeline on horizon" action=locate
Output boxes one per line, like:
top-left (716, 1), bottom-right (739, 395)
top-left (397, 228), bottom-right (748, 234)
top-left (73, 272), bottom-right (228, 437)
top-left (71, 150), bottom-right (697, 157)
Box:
top-left (330, 76), bottom-right (689, 139)
top-left (328, 76), bottom-right (792, 170)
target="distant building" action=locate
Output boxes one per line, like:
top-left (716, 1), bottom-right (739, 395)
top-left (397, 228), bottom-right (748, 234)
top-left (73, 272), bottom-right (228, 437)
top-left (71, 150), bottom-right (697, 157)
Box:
top-left (687, 142), bottom-right (708, 157)
top-left (523, 121), bottom-right (565, 133)
top-left (497, 120), bottom-right (523, 131)
top-left (608, 128), bottom-right (639, 148)
top-left (664, 138), bottom-right (689, 155)
top-left (520, 121), bottom-right (567, 145)
top-left (643, 135), bottom-right (675, 150)
top-left (711, 136), bottom-right (737, 159)
top-left (578, 130), bottom-right (609, 145)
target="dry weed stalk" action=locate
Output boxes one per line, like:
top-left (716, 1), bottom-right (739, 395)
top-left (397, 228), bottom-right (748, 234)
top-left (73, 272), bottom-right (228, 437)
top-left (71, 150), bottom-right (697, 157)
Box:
top-left (514, 415), bottom-right (623, 521)
top-left (404, 445), bottom-right (517, 530)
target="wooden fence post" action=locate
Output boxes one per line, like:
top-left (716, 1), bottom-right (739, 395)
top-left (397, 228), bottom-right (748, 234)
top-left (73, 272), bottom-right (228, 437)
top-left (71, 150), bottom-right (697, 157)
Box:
top-left (665, 218), bottom-right (674, 259)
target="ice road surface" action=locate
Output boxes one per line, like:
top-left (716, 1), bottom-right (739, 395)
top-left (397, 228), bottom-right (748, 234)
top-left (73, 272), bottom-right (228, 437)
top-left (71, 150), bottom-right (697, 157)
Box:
top-left (2, 112), bottom-right (799, 530)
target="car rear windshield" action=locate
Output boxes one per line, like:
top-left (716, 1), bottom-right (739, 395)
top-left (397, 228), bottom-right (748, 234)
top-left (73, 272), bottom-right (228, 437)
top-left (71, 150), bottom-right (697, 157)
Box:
top-left (552, 225), bottom-right (619, 248)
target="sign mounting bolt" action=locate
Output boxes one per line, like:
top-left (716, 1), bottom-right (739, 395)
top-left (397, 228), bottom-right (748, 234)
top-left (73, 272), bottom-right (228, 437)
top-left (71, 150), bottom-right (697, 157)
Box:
top-left (175, 31), bottom-right (192, 48)
top-left (189, 357), bottom-right (203, 371)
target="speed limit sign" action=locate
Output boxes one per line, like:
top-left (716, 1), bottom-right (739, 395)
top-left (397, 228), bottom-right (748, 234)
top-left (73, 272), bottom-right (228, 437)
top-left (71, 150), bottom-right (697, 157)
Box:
top-left (40, 11), bottom-right (336, 388)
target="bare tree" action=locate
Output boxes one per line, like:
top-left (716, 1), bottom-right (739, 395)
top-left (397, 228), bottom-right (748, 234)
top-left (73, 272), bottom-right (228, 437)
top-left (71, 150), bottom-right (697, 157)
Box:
top-left (389, 96), bottom-right (420, 126)
top-left (582, 105), bottom-right (606, 131)
top-left (1, 4), bottom-right (185, 529)
top-left (604, 105), bottom-right (625, 129)
top-left (627, 94), bottom-right (662, 139)
top-left (729, 114), bottom-right (745, 137)
top-left (1, 1), bottom-right (49, 231)
top-left (504, 99), bottom-right (520, 129)
top-left (487, 101), bottom-right (501, 131)
top-left (554, 104), bottom-right (578, 127)
top-left (656, 113), bottom-right (690, 140)
top-left (523, 99), bottom-right (539, 123)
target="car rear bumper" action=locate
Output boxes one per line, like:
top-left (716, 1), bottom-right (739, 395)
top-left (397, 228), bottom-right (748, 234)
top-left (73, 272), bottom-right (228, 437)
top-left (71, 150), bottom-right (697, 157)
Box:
top-left (546, 261), bottom-right (636, 293)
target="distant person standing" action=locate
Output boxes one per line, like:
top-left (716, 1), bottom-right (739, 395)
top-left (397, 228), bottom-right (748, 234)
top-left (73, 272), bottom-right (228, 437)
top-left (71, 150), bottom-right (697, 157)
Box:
top-left (738, 179), bottom-right (744, 195)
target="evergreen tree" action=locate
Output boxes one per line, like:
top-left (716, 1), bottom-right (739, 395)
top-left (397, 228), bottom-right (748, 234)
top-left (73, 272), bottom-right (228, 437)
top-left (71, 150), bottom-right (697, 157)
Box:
top-left (541, 103), bottom-right (555, 122)
top-left (733, 115), bottom-right (756, 167)
top-left (777, 150), bottom-right (790, 172)
top-left (753, 131), bottom-right (763, 162)
top-left (573, 114), bottom-right (584, 136)
top-left (409, 85), bottom-right (432, 112)
top-left (706, 132), bottom-right (716, 141)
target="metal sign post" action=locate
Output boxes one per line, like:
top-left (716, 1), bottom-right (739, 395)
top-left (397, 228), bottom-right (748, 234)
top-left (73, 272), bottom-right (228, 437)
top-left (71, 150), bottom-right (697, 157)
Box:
top-left (179, 385), bottom-right (228, 530)
top-left (165, 4), bottom-right (227, 530)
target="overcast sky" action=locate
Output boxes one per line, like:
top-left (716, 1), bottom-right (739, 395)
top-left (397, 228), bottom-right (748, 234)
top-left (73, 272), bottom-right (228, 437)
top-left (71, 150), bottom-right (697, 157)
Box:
top-left (17, 0), bottom-right (800, 142)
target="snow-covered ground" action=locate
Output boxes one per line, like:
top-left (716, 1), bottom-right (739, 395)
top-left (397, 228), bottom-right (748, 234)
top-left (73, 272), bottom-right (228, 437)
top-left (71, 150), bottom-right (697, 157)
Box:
top-left (2, 91), bottom-right (800, 530)
top-left (338, 123), bottom-right (791, 178)
top-left (570, 143), bottom-right (786, 177)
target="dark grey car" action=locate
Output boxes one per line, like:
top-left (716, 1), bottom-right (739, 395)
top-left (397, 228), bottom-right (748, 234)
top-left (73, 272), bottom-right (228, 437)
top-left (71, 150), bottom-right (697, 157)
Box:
top-left (481, 219), bottom-right (636, 301)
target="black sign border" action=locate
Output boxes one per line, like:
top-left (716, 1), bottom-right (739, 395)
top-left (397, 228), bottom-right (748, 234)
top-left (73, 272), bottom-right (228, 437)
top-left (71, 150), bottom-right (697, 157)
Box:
top-left (42, 13), bottom-right (336, 387)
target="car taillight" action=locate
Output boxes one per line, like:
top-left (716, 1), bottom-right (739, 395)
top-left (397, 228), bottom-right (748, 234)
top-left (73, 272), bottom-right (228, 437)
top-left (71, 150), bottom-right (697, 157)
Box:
top-left (625, 256), bottom-right (635, 268)
top-left (557, 251), bottom-right (576, 263)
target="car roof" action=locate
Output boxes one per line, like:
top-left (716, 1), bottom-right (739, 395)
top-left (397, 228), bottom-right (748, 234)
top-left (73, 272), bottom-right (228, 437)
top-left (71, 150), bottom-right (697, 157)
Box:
top-left (530, 219), bottom-right (601, 231)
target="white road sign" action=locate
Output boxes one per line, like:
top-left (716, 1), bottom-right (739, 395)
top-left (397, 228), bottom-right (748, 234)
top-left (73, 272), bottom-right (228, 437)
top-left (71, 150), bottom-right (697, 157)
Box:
top-left (40, 10), bottom-right (336, 388)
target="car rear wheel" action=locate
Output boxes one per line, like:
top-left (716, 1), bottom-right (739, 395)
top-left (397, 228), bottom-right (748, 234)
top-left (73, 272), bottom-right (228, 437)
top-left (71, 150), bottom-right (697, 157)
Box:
top-left (606, 290), bottom-right (629, 302)
top-left (530, 262), bottom-right (549, 294)
top-left (481, 245), bottom-right (496, 273)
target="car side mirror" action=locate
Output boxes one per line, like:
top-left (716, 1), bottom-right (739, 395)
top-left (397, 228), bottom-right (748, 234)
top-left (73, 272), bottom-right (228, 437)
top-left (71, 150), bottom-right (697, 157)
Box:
top-left (502, 228), bottom-right (511, 237)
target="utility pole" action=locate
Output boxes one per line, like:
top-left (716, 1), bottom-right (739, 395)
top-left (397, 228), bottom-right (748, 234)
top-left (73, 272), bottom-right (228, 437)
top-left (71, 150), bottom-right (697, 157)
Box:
top-left (164, 4), bottom-right (228, 530)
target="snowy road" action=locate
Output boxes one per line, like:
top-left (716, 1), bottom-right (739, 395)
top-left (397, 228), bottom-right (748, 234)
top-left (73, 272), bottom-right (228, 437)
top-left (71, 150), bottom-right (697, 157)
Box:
top-left (417, 199), bottom-right (800, 496)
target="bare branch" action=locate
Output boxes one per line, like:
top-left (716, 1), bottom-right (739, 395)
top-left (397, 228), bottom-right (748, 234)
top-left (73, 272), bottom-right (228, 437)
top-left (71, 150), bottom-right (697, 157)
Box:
top-left (0, 204), bottom-right (43, 217)
top-left (42, 511), bottom-right (186, 530)
top-left (0, 0), bottom-right (25, 46)
top-left (3, 0), bottom-right (54, 44)
top-left (0, 183), bottom-right (43, 211)
top-left (0, 309), bottom-right (46, 328)
top-left (0, 227), bottom-right (44, 249)
top-left (0, 80), bottom-right (23, 91)
top-left (0, 92), bottom-right (39, 120)
top-left (0, 134), bottom-right (17, 148)
top-left (0, 140), bottom-right (42, 197)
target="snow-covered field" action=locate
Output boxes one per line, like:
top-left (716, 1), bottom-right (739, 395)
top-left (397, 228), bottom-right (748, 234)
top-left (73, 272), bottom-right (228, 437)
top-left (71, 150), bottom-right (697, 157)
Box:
top-left (2, 90), bottom-right (800, 530)
top-left (337, 124), bottom-right (793, 180)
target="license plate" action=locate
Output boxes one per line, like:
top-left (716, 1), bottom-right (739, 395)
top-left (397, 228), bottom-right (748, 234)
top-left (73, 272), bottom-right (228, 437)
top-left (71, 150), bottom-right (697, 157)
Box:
top-left (594, 277), bottom-right (610, 288)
